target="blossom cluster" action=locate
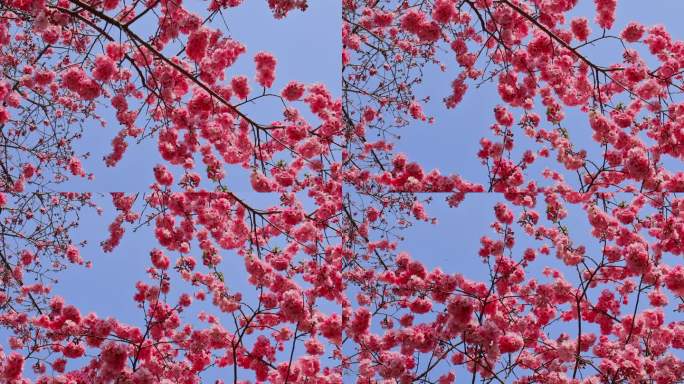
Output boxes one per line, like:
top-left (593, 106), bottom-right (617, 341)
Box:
top-left (0, 0), bottom-right (683, 383)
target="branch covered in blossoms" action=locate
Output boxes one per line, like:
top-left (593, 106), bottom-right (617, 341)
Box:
top-left (0, 0), bottom-right (684, 383)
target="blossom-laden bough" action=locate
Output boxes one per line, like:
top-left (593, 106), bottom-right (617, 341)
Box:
top-left (0, 0), bottom-right (683, 383)
top-left (343, 0), bottom-right (684, 383)
top-left (1, 0), bottom-right (347, 383)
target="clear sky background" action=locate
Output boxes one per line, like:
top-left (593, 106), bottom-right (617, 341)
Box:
top-left (6, 1), bottom-right (684, 382)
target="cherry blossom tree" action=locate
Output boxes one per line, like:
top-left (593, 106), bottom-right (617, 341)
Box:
top-left (0, 0), bottom-right (683, 383)
top-left (342, 0), bottom-right (684, 382)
